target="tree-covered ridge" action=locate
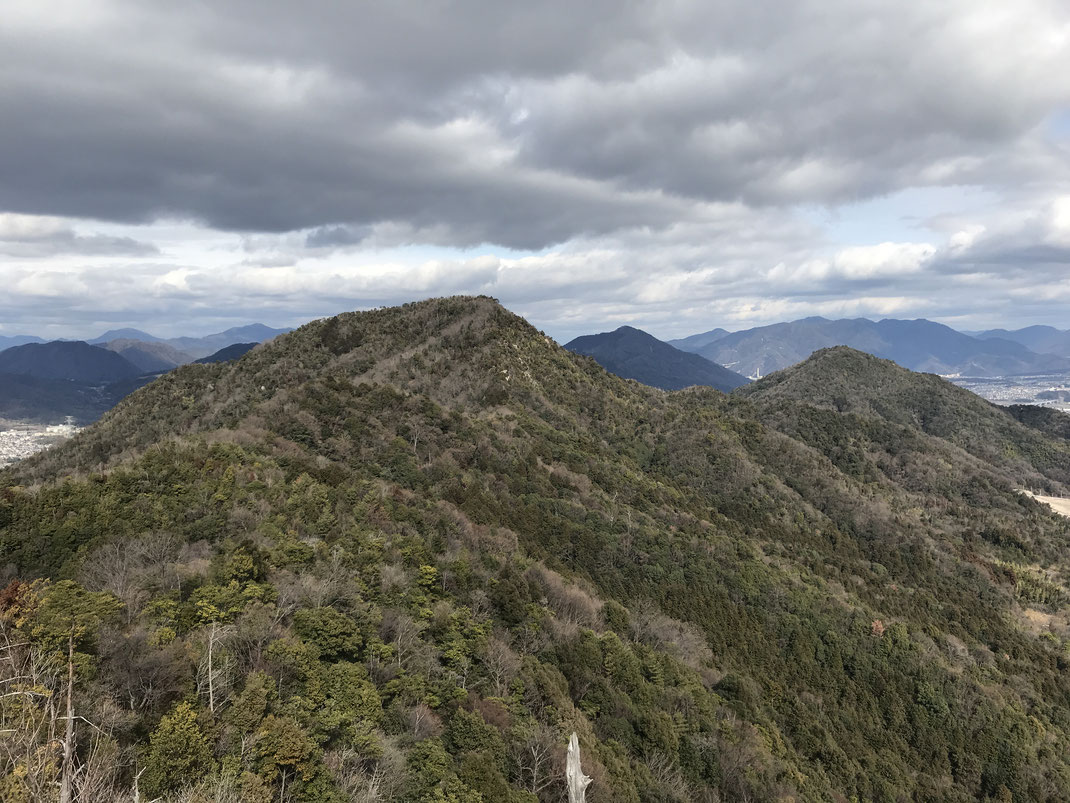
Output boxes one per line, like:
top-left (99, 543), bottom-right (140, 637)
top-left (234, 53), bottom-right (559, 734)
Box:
top-left (2, 297), bottom-right (1070, 801)
top-left (739, 346), bottom-right (1070, 489)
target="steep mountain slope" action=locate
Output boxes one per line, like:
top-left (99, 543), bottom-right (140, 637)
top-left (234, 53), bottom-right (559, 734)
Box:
top-left (667, 327), bottom-right (730, 352)
top-left (195, 341), bottom-right (258, 364)
top-left (976, 325), bottom-right (1070, 358)
top-left (3, 298), bottom-right (1070, 802)
top-left (102, 338), bottom-right (193, 372)
top-left (0, 340), bottom-right (143, 382)
top-left (688, 316), bottom-right (1070, 377)
top-left (565, 326), bottom-right (749, 391)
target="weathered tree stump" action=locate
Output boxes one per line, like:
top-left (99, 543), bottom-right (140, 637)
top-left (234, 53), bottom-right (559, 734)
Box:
top-left (566, 732), bottom-right (592, 803)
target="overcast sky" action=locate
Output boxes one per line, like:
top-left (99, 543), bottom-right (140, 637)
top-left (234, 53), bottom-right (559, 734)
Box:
top-left (2, 0), bottom-right (1069, 341)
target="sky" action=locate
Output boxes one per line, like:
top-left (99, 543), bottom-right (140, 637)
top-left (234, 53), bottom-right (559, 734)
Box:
top-left (1, 0), bottom-right (1069, 343)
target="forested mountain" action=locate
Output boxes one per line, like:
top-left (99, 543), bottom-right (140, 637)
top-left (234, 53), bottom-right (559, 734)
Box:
top-left (565, 326), bottom-right (749, 391)
top-left (975, 325), bottom-right (1070, 358)
top-left (3, 297), bottom-right (1070, 801)
top-left (195, 342), bottom-right (259, 364)
top-left (0, 340), bottom-right (142, 382)
top-left (0, 374), bottom-right (119, 423)
top-left (675, 316), bottom-right (1070, 378)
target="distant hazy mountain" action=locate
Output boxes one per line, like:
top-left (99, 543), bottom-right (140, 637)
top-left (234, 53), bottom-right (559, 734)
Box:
top-left (682, 317), bottom-right (1070, 378)
top-left (4, 323), bottom-right (291, 359)
top-left (0, 335), bottom-right (45, 352)
top-left (195, 342), bottom-right (258, 364)
top-left (89, 328), bottom-right (164, 345)
top-left (667, 327), bottom-right (731, 352)
top-left (974, 325), bottom-right (1070, 358)
top-left (166, 324), bottom-right (291, 358)
top-left (0, 326), bottom-right (282, 423)
top-left (0, 341), bottom-right (143, 383)
top-left (101, 339), bottom-right (194, 372)
top-left (565, 325), bottom-right (750, 391)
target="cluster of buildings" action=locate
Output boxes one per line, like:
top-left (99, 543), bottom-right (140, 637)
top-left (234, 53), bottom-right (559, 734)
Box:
top-left (948, 374), bottom-right (1070, 410)
top-left (0, 420), bottom-right (79, 468)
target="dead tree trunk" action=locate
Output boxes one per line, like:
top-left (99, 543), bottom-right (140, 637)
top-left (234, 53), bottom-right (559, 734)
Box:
top-left (566, 732), bottom-right (591, 803)
top-left (58, 631), bottom-right (75, 803)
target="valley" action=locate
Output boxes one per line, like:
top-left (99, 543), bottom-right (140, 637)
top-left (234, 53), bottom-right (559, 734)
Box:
top-left (949, 371), bottom-right (1070, 410)
top-left (0, 418), bottom-right (79, 468)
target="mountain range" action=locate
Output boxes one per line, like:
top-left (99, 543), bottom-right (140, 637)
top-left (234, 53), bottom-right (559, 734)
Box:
top-left (3, 297), bottom-right (1070, 801)
top-left (564, 325), bottom-right (749, 392)
top-left (0, 334), bottom-right (45, 351)
top-left (974, 325), bottom-right (1070, 357)
top-left (670, 316), bottom-right (1070, 378)
top-left (1, 323), bottom-right (291, 360)
top-left (0, 331), bottom-right (280, 423)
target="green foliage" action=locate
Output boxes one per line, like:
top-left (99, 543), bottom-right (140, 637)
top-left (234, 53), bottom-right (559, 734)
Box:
top-left (24, 579), bottom-right (121, 658)
top-left (142, 701), bottom-right (215, 797)
top-left (292, 606), bottom-right (363, 661)
top-left (3, 298), bottom-right (1070, 801)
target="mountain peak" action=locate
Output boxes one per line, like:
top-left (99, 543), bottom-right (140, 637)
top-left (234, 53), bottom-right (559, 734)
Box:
top-left (565, 325), bottom-right (749, 392)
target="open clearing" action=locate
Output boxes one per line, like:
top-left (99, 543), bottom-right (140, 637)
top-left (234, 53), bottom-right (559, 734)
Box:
top-left (1018, 489), bottom-right (1070, 518)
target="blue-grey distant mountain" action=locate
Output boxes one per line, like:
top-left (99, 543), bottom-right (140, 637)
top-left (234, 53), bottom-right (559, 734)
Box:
top-left (0, 335), bottom-right (45, 352)
top-left (100, 339), bottom-right (194, 372)
top-left (0, 340), bottom-right (143, 383)
top-left (565, 326), bottom-right (750, 391)
top-left (166, 324), bottom-right (291, 359)
top-left (974, 325), bottom-right (1070, 358)
top-left (668, 327), bottom-right (731, 352)
top-left (195, 342), bottom-right (258, 364)
top-left (685, 317), bottom-right (1070, 378)
top-left (89, 328), bottom-right (164, 345)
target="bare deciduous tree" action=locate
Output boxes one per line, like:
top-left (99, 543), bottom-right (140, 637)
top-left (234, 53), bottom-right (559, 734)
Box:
top-left (197, 621), bottom-right (235, 714)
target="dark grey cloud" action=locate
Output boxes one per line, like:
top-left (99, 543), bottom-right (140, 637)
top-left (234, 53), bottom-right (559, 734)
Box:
top-left (1, 1), bottom-right (1066, 249)
top-left (0, 214), bottom-right (158, 257)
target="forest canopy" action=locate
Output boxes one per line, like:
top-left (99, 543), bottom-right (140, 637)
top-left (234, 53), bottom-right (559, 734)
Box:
top-left (2, 297), bottom-right (1070, 802)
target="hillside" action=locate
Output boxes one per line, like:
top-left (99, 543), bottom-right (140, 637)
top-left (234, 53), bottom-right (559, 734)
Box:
top-left (3, 298), bottom-right (1070, 801)
top-left (0, 373), bottom-right (114, 423)
top-left (0, 340), bottom-right (143, 382)
top-left (565, 326), bottom-right (749, 391)
top-left (195, 341), bottom-right (258, 364)
top-left (738, 346), bottom-right (1070, 490)
top-left (667, 327), bottom-right (730, 352)
top-left (679, 316), bottom-right (1070, 378)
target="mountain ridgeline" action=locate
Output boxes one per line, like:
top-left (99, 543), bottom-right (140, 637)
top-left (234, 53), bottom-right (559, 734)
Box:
top-left (565, 326), bottom-right (749, 391)
top-left (2, 297), bottom-right (1070, 802)
top-left (0, 327), bottom-right (286, 424)
top-left (671, 316), bottom-right (1070, 378)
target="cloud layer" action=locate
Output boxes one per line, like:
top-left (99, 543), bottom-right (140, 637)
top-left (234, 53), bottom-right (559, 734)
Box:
top-left (0, 0), bottom-right (1068, 338)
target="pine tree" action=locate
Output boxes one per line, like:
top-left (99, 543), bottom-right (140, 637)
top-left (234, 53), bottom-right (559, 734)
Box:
top-left (142, 701), bottom-right (215, 797)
